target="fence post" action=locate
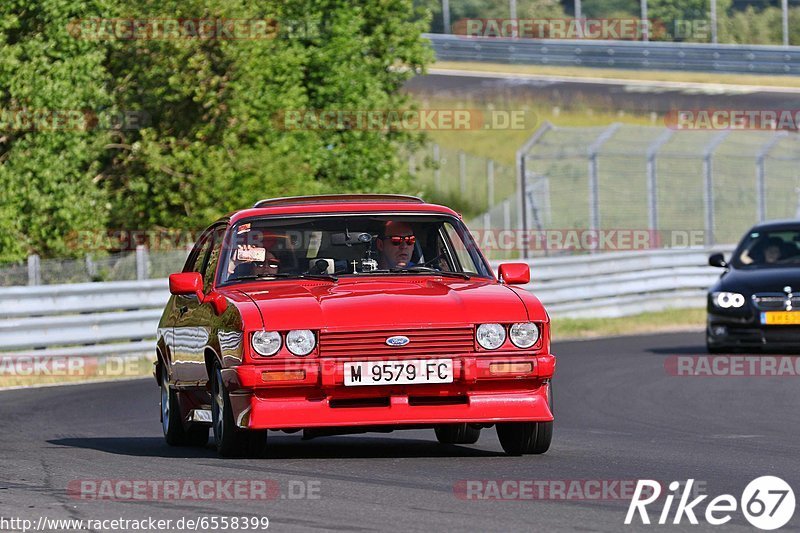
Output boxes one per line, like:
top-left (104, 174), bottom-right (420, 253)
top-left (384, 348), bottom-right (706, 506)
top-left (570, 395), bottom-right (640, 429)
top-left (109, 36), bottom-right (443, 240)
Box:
top-left (503, 199), bottom-right (511, 231)
top-left (85, 254), bottom-right (97, 280)
top-left (459, 151), bottom-right (467, 196)
top-left (136, 245), bottom-right (149, 280)
top-left (645, 129), bottom-right (674, 232)
top-left (516, 122), bottom-right (553, 258)
top-left (783, 0), bottom-right (789, 46)
top-left (487, 159), bottom-right (495, 208)
top-left (27, 254), bottom-right (41, 286)
top-left (756, 131), bottom-right (787, 223)
top-left (442, 0), bottom-right (450, 33)
top-left (433, 144), bottom-right (441, 191)
top-left (641, 0), bottom-right (649, 41)
top-left (587, 123), bottom-right (621, 236)
top-left (710, 0), bottom-right (718, 44)
top-left (408, 153), bottom-right (415, 176)
top-left (702, 131), bottom-right (730, 247)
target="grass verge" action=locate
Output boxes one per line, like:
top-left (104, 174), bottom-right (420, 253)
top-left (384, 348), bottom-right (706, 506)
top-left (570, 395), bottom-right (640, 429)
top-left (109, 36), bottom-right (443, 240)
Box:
top-left (432, 61), bottom-right (800, 89)
top-left (553, 307), bottom-right (706, 341)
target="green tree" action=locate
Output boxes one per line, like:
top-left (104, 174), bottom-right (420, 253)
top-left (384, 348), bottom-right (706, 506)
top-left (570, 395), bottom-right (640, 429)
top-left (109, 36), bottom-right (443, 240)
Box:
top-left (1, 0), bottom-right (433, 262)
top-left (0, 0), bottom-right (116, 261)
top-left (101, 0), bottom-right (433, 232)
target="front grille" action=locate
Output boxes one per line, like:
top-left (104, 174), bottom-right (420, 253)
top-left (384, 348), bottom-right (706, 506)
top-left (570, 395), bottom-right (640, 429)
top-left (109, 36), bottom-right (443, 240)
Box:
top-left (318, 327), bottom-right (474, 358)
top-left (752, 293), bottom-right (800, 311)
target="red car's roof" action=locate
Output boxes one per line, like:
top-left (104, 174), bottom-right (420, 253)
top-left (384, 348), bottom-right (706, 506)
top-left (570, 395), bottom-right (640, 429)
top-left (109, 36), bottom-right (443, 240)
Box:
top-left (226, 195), bottom-right (460, 225)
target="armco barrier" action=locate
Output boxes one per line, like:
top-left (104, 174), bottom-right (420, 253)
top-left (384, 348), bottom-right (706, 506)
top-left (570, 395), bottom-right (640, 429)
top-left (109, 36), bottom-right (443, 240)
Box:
top-left (489, 247), bottom-right (733, 318)
top-left (426, 33), bottom-right (800, 74)
top-left (0, 248), bottom-right (732, 358)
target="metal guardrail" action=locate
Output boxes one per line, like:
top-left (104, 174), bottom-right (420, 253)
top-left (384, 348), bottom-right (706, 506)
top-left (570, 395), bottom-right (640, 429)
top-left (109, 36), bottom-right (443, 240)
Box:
top-left (426, 33), bottom-right (800, 74)
top-left (0, 280), bottom-right (169, 358)
top-left (490, 247), bottom-right (734, 318)
top-left (0, 248), bottom-right (731, 358)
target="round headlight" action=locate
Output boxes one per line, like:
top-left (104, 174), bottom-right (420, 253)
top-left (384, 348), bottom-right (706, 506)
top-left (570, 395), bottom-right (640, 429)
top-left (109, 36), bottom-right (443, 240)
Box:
top-left (713, 292), bottom-right (745, 309)
top-left (510, 322), bottom-right (540, 348)
top-left (252, 330), bottom-right (281, 356)
top-left (286, 330), bottom-right (316, 356)
top-left (477, 323), bottom-right (506, 350)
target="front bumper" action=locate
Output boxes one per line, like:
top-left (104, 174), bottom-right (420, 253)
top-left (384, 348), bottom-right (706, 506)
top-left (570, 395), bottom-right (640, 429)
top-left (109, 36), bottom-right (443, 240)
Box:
top-left (225, 353), bottom-right (555, 430)
top-left (707, 311), bottom-right (800, 350)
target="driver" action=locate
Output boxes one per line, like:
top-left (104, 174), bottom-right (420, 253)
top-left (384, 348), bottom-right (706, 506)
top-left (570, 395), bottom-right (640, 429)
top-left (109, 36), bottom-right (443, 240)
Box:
top-left (762, 237), bottom-right (783, 264)
top-left (376, 221), bottom-right (416, 269)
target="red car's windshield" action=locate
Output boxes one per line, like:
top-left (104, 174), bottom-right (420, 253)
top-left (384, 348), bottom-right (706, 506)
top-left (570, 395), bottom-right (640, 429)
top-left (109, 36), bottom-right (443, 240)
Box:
top-left (218, 214), bottom-right (493, 284)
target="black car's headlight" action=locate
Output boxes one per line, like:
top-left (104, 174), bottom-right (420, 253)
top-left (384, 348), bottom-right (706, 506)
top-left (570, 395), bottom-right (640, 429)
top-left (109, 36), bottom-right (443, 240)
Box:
top-left (712, 291), bottom-right (746, 309)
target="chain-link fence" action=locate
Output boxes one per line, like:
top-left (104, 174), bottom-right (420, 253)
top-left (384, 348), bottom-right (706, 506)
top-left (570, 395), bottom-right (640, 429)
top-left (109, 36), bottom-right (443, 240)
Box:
top-left (408, 142), bottom-right (516, 216)
top-left (475, 123), bottom-right (800, 259)
top-left (419, 0), bottom-right (800, 46)
top-left (1, 247), bottom-right (190, 287)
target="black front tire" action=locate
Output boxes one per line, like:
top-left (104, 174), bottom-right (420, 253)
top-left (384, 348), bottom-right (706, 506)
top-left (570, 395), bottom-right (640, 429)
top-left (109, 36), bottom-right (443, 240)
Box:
top-left (160, 365), bottom-right (208, 447)
top-left (211, 364), bottom-right (267, 458)
top-left (496, 421), bottom-right (552, 455)
top-left (434, 424), bottom-right (481, 445)
top-left (496, 382), bottom-right (553, 455)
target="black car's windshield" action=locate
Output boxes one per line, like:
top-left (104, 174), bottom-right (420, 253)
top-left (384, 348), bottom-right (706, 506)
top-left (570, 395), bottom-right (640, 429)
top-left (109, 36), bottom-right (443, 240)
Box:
top-left (218, 214), bottom-right (492, 285)
top-left (732, 229), bottom-right (800, 269)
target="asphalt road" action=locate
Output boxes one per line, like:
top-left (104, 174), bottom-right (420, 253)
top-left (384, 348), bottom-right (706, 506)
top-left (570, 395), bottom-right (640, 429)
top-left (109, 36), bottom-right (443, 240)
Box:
top-left (406, 71), bottom-right (800, 114)
top-left (1, 332), bottom-right (799, 532)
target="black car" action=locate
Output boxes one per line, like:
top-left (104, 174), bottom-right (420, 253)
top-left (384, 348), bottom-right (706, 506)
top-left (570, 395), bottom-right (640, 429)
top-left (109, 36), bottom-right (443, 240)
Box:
top-left (707, 220), bottom-right (800, 353)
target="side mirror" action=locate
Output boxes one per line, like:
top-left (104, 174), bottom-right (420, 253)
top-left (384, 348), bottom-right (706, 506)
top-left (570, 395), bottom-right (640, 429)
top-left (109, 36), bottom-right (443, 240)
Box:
top-left (708, 253), bottom-right (728, 268)
top-left (498, 263), bottom-right (530, 285)
top-left (169, 272), bottom-right (203, 298)
top-left (169, 272), bottom-right (228, 314)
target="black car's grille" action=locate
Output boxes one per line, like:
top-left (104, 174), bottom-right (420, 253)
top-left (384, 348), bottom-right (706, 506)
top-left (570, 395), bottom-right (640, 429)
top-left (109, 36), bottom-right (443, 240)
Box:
top-left (752, 293), bottom-right (800, 311)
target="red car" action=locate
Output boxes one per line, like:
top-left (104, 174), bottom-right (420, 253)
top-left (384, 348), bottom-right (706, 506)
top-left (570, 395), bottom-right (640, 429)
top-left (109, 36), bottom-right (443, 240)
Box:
top-left (156, 194), bottom-right (554, 457)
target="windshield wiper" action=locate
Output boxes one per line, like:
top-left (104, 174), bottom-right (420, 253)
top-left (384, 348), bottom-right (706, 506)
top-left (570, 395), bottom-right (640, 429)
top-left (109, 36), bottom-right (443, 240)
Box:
top-left (383, 266), bottom-right (472, 279)
top-left (232, 273), bottom-right (338, 282)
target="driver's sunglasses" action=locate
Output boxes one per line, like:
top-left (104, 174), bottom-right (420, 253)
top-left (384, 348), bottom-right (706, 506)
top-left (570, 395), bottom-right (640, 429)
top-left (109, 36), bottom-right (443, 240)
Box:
top-left (387, 235), bottom-right (416, 246)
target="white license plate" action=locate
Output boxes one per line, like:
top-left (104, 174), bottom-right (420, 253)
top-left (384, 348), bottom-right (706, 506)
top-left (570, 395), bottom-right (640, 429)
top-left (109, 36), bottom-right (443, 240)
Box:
top-left (343, 359), bottom-right (454, 387)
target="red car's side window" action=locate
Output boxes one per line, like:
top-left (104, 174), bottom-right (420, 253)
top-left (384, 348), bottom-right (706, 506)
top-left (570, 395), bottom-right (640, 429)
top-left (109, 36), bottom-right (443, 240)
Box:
top-left (202, 226), bottom-right (227, 292)
top-left (183, 235), bottom-right (213, 274)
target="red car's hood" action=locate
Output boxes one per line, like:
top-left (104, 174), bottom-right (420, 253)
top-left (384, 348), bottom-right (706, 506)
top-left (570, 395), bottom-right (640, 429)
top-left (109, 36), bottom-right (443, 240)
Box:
top-left (233, 277), bottom-right (531, 331)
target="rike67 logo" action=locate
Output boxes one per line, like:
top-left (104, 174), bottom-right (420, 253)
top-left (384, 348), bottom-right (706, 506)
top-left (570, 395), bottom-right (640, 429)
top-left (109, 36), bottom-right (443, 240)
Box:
top-left (625, 477), bottom-right (795, 530)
